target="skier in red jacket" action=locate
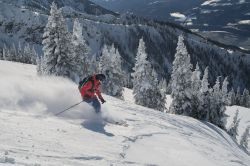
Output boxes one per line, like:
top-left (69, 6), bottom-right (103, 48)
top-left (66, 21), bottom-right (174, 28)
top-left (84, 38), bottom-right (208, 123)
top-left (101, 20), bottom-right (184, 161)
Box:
top-left (79, 74), bottom-right (106, 113)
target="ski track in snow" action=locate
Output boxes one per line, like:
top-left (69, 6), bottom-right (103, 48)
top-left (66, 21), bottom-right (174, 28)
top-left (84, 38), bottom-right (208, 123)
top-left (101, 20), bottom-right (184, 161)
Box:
top-left (0, 60), bottom-right (249, 166)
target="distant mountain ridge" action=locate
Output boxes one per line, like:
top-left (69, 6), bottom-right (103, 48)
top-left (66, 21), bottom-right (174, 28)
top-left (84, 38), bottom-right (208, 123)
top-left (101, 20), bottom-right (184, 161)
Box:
top-left (91, 0), bottom-right (250, 49)
top-left (0, 0), bottom-right (117, 15)
top-left (91, 0), bottom-right (204, 20)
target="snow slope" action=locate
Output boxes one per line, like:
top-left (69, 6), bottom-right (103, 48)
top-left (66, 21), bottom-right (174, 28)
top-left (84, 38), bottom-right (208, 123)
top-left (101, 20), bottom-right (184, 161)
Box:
top-left (0, 60), bottom-right (249, 165)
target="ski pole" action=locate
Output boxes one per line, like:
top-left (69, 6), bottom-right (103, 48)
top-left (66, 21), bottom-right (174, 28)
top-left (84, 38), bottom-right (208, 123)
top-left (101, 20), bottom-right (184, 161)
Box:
top-left (55, 101), bottom-right (83, 116)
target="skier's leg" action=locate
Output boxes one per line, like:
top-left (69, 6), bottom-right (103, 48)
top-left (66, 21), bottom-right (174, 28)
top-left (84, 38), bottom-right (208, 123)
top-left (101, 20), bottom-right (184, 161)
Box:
top-left (83, 98), bottom-right (95, 110)
top-left (92, 96), bottom-right (101, 113)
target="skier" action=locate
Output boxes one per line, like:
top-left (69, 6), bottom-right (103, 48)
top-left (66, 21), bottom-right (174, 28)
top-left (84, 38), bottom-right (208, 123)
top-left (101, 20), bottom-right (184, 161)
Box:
top-left (79, 74), bottom-right (106, 113)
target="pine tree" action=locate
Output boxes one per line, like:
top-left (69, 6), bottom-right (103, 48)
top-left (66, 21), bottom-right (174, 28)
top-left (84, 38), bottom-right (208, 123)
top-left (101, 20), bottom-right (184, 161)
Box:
top-left (199, 67), bottom-right (210, 120)
top-left (72, 18), bottom-right (91, 81)
top-left (221, 77), bottom-right (229, 105)
top-left (24, 44), bottom-right (32, 64)
top-left (191, 63), bottom-right (201, 118)
top-left (169, 35), bottom-right (192, 115)
top-left (0, 48), bottom-right (3, 60)
top-left (241, 89), bottom-right (250, 107)
top-left (42, 2), bottom-right (76, 80)
top-left (132, 38), bottom-right (164, 111)
top-left (240, 126), bottom-right (250, 151)
top-left (191, 63), bottom-right (201, 92)
top-left (148, 69), bottom-right (166, 112)
top-left (36, 55), bottom-right (42, 75)
top-left (31, 46), bottom-right (37, 65)
top-left (158, 78), bottom-right (167, 111)
top-left (89, 54), bottom-right (98, 74)
top-left (235, 87), bottom-right (241, 105)
top-left (10, 43), bottom-right (18, 62)
top-left (227, 109), bottom-right (240, 140)
top-left (17, 41), bottom-right (23, 62)
top-left (40, 55), bottom-right (46, 74)
top-left (99, 44), bottom-right (124, 98)
top-left (3, 44), bottom-right (10, 61)
top-left (210, 77), bottom-right (226, 129)
top-left (228, 88), bottom-right (236, 106)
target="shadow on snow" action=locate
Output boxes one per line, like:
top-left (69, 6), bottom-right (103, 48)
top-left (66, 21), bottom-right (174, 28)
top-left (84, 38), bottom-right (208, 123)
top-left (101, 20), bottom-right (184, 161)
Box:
top-left (81, 120), bottom-right (114, 137)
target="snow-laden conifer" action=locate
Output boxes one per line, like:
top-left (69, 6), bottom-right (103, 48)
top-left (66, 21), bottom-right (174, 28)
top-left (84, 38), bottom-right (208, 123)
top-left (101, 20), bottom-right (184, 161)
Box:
top-left (199, 67), bottom-right (210, 120)
top-left (42, 2), bottom-right (76, 80)
top-left (31, 46), bottom-right (37, 65)
top-left (3, 44), bottom-right (9, 60)
top-left (99, 44), bottom-right (124, 98)
top-left (72, 18), bottom-right (90, 81)
top-left (228, 88), bottom-right (236, 106)
top-left (221, 77), bottom-right (229, 105)
top-left (36, 56), bottom-right (42, 75)
top-left (10, 43), bottom-right (18, 61)
top-left (227, 109), bottom-right (240, 140)
top-left (235, 87), bottom-right (241, 105)
top-left (191, 63), bottom-right (201, 118)
top-left (132, 38), bottom-right (165, 111)
top-left (24, 44), bottom-right (37, 64)
top-left (210, 77), bottom-right (226, 129)
top-left (191, 63), bottom-right (201, 92)
top-left (148, 69), bottom-right (166, 111)
top-left (158, 78), bottom-right (167, 111)
top-left (241, 89), bottom-right (250, 107)
top-left (240, 126), bottom-right (250, 151)
top-left (17, 41), bottom-right (23, 62)
top-left (169, 35), bottom-right (192, 115)
top-left (0, 48), bottom-right (3, 60)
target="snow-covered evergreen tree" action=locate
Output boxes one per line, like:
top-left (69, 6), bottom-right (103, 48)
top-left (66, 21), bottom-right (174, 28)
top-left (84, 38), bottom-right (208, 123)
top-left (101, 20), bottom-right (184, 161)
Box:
top-left (199, 67), bottom-right (210, 120)
top-left (132, 38), bottom-right (165, 111)
top-left (24, 44), bottom-right (33, 64)
top-left (241, 89), bottom-right (250, 108)
top-left (10, 43), bottom-right (17, 61)
top-left (3, 44), bottom-right (10, 61)
top-left (149, 69), bottom-right (166, 112)
top-left (31, 46), bottom-right (37, 65)
top-left (240, 126), bottom-right (250, 151)
top-left (227, 109), bottom-right (240, 140)
top-left (228, 88), bottom-right (236, 106)
top-left (72, 18), bottom-right (90, 81)
top-left (191, 63), bottom-right (201, 92)
top-left (235, 87), bottom-right (241, 105)
top-left (17, 41), bottom-right (23, 62)
top-left (99, 44), bottom-right (124, 98)
top-left (209, 77), bottom-right (226, 129)
top-left (221, 77), bottom-right (229, 105)
top-left (158, 78), bottom-right (167, 111)
top-left (42, 2), bottom-right (76, 80)
top-left (0, 48), bottom-right (3, 60)
top-left (132, 38), bottom-right (152, 106)
top-left (190, 63), bottom-right (201, 118)
top-left (89, 54), bottom-right (98, 74)
top-left (36, 56), bottom-right (42, 75)
top-left (169, 35), bottom-right (192, 115)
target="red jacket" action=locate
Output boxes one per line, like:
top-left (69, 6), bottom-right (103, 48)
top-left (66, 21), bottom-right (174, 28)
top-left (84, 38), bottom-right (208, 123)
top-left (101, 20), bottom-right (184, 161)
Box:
top-left (79, 75), bottom-right (104, 100)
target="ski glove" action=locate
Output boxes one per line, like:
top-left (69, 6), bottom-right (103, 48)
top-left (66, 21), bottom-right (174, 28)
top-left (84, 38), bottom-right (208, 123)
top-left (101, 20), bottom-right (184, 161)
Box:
top-left (100, 98), bottom-right (106, 104)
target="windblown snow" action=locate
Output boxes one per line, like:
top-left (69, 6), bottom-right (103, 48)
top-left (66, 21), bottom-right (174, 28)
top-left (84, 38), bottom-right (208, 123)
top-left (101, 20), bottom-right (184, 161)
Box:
top-left (0, 60), bottom-right (249, 165)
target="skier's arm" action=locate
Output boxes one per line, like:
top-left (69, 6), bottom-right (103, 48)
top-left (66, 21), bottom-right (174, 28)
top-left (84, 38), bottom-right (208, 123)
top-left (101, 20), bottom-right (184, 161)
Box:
top-left (95, 83), bottom-right (105, 103)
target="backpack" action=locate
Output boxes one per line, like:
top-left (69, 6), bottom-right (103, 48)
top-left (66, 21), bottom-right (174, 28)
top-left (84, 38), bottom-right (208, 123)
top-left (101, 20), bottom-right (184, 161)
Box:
top-left (78, 75), bottom-right (94, 90)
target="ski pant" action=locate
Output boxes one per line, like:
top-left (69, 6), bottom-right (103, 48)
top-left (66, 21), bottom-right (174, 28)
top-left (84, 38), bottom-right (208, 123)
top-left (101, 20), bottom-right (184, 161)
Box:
top-left (83, 96), bottom-right (101, 113)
